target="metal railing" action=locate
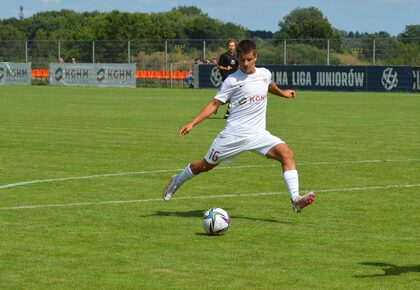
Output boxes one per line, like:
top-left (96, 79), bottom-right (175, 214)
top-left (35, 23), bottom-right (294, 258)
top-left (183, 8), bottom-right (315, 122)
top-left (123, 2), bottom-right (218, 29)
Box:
top-left (1, 38), bottom-right (419, 68)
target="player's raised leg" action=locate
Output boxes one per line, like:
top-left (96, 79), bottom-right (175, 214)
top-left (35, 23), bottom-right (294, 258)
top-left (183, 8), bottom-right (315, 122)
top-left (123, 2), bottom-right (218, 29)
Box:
top-left (163, 164), bottom-right (194, 201)
top-left (163, 160), bottom-right (218, 201)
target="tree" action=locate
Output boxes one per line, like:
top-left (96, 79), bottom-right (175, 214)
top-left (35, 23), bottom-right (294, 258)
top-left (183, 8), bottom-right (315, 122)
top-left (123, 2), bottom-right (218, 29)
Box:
top-left (0, 25), bottom-right (25, 40)
top-left (184, 16), bottom-right (222, 39)
top-left (248, 30), bottom-right (274, 39)
top-left (275, 7), bottom-right (342, 50)
top-left (172, 5), bottom-right (204, 16)
top-left (398, 25), bottom-right (420, 44)
top-left (277, 7), bottom-right (335, 39)
top-left (0, 25), bottom-right (26, 62)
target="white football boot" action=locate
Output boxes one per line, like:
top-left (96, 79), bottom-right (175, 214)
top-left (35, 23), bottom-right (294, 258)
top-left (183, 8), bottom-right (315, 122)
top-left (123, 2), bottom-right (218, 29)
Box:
top-left (292, 192), bottom-right (315, 213)
top-left (163, 175), bottom-right (181, 201)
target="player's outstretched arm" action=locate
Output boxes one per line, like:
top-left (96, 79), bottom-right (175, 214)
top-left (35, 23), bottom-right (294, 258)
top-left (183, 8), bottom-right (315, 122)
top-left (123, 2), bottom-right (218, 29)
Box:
top-left (268, 81), bottom-right (295, 99)
top-left (179, 99), bottom-right (223, 136)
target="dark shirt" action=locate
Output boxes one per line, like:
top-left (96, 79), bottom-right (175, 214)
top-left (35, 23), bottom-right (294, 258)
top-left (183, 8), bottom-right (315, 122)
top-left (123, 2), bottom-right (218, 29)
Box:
top-left (218, 51), bottom-right (238, 81)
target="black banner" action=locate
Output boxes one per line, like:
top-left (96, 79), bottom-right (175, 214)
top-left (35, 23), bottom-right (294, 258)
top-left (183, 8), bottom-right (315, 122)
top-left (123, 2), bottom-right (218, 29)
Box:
top-left (196, 65), bottom-right (414, 92)
top-left (196, 64), bottom-right (222, 88)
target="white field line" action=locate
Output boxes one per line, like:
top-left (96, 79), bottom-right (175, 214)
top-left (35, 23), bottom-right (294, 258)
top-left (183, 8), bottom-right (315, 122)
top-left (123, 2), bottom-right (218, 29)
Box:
top-left (0, 183), bottom-right (419, 211)
top-left (1, 158), bottom-right (419, 190)
top-left (0, 169), bottom-right (182, 190)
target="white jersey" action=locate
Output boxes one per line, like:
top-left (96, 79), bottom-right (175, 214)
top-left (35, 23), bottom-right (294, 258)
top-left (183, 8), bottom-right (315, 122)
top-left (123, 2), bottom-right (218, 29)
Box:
top-left (215, 67), bottom-right (272, 136)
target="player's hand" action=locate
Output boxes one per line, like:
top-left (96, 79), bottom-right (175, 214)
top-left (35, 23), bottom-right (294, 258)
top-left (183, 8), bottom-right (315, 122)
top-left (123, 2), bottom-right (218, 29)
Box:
top-left (283, 90), bottom-right (296, 98)
top-left (179, 123), bottom-right (194, 136)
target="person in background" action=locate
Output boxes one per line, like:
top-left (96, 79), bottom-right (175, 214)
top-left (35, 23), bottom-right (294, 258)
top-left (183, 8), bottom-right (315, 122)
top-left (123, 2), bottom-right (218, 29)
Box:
top-left (184, 58), bottom-right (201, 88)
top-left (218, 39), bottom-right (239, 118)
top-left (218, 38), bottom-right (238, 81)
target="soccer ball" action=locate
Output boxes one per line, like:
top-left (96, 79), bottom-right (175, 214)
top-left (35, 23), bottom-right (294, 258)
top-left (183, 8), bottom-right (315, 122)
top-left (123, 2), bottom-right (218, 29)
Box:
top-left (202, 208), bottom-right (230, 235)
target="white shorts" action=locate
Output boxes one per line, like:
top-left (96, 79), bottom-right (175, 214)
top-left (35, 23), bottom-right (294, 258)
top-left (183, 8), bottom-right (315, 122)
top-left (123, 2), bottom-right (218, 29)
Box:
top-left (204, 130), bottom-right (285, 164)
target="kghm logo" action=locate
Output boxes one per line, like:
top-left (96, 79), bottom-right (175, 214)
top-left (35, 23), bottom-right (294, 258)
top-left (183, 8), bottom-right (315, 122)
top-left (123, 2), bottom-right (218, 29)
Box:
top-left (381, 68), bottom-right (398, 91)
top-left (210, 66), bottom-right (222, 87)
top-left (55, 68), bottom-right (63, 81)
top-left (65, 69), bottom-right (89, 78)
top-left (97, 68), bottom-right (105, 82)
top-left (238, 95), bottom-right (266, 106)
top-left (97, 69), bottom-right (132, 82)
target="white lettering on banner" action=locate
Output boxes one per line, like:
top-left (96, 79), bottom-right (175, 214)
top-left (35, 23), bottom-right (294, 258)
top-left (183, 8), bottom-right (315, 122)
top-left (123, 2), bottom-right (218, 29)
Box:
top-left (413, 70), bottom-right (420, 91)
top-left (266, 67), bottom-right (412, 91)
top-left (292, 71), bottom-right (312, 86)
top-left (381, 67), bottom-right (398, 91)
top-left (210, 66), bottom-right (222, 87)
top-left (315, 69), bottom-right (365, 87)
top-left (272, 71), bottom-right (288, 85)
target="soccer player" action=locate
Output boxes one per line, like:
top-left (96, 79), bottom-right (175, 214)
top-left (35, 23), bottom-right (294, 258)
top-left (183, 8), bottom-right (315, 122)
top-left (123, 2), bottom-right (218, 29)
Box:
top-left (163, 40), bottom-right (315, 213)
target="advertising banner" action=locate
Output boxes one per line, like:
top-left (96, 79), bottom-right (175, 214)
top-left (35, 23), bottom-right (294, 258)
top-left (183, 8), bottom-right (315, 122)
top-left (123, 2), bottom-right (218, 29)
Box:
top-left (49, 63), bottom-right (136, 87)
top-left (195, 64), bottom-right (222, 89)
top-left (0, 62), bottom-right (31, 85)
top-left (196, 65), bottom-right (414, 92)
top-left (363, 66), bottom-right (412, 92)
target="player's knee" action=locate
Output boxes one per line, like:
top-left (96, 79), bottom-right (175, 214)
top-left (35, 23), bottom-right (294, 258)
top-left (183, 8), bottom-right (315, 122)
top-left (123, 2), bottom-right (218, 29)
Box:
top-left (282, 147), bottom-right (294, 161)
top-left (269, 144), bottom-right (294, 162)
top-left (201, 162), bottom-right (216, 172)
top-left (191, 160), bottom-right (215, 174)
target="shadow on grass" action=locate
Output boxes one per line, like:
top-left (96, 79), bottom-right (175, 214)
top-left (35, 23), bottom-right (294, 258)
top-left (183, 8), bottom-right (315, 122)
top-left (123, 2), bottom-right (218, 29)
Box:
top-left (145, 209), bottom-right (290, 224)
top-left (355, 262), bottom-right (420, 277)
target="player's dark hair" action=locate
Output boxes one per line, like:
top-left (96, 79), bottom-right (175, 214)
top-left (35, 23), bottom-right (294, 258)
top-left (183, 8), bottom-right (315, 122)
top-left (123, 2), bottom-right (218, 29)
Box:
top-left (226, 38), bottom-right (237, 47)
top-left (237, 40), bottom-right (257, 55)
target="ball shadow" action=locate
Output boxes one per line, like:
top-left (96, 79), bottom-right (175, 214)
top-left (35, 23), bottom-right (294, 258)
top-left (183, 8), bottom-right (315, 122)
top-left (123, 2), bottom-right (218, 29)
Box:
top-left (145, 209), bottom-right (291, 224)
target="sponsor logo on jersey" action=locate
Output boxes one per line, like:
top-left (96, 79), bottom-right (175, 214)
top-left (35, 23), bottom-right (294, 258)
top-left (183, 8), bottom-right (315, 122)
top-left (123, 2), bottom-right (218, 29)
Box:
top-left (238, 95), bottom-right (266, 106)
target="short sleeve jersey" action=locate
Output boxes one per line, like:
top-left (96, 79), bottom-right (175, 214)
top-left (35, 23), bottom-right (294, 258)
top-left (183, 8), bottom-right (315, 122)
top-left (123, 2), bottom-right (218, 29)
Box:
top-left (215, 67), bottom-right (272, 136)
top-left (218, 51), bottom-right (238, 81)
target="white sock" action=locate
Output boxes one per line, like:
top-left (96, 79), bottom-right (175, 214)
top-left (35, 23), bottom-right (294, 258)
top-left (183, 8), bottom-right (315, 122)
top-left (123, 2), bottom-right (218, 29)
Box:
top-left (283, 170), bottom-right (300, 202)
top-left (176, 164), bottom-right (195, 185)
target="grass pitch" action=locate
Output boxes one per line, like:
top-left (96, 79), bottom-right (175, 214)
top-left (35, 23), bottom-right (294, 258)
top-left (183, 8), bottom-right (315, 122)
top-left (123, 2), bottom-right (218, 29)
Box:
top-left (0, 86), bottom-right (419, 289)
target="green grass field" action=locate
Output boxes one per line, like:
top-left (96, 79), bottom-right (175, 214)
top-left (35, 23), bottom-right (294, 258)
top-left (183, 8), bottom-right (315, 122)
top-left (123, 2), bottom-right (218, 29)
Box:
top-left (0, 86), bottom-right (419, 289)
